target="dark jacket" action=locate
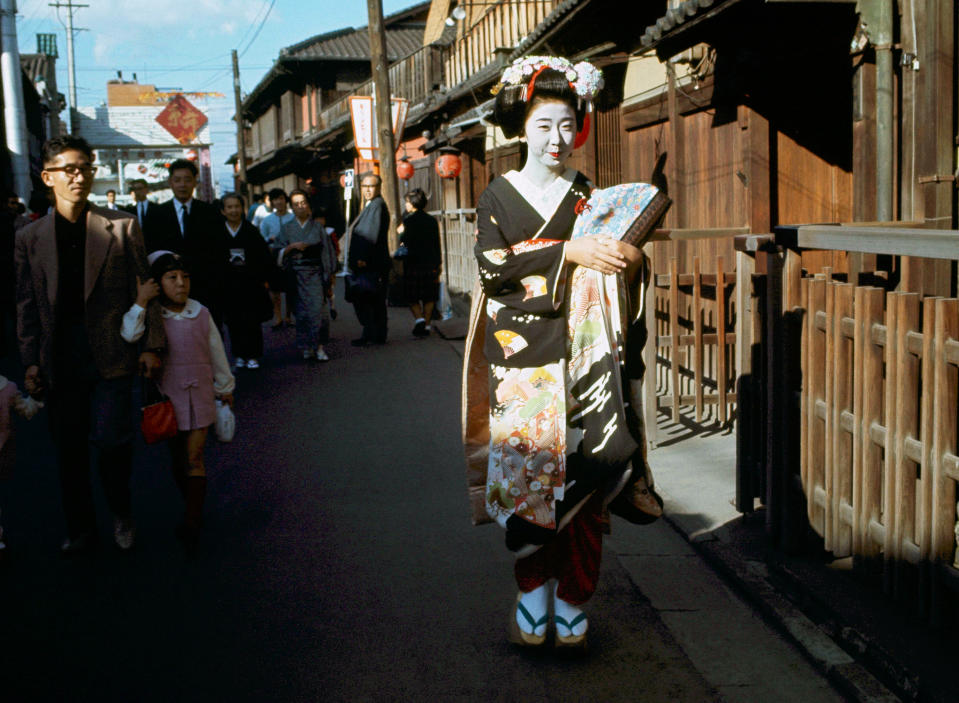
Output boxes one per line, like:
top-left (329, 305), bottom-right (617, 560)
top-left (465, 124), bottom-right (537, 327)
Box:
top-left (143, 198), bottom-right (230, 313)
top-left (347, 196), bottom-right (391, 277)
top-left (224, 219), bottom-right (276, 313)
top-left (15, 206), bottom-right (166, 389)
top-left (399, 209), bottom-right (441, 272)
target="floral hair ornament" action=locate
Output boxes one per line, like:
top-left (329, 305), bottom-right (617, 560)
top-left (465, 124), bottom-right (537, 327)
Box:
top-left (492, 56), bottom-right (604, 149)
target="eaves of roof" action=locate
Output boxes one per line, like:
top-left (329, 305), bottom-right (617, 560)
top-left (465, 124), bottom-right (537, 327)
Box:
top-left (638, 0), bottom-right (746, 55)
top-left (241, 7), bottom-right (427, 119)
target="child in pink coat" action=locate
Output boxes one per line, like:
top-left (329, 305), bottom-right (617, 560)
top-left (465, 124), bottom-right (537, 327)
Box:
top-left (123, 251), bottom-right (234, 550)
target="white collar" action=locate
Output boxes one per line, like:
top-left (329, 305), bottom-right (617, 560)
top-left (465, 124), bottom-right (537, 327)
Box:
top-left (503, 168), bottom-right (576, 222)
top-left (161, 298), bottom-right (202, 319)
top-left (226, 221), bottom-right (242, 236)
top-left (175, 198), bottom-right (193, 212)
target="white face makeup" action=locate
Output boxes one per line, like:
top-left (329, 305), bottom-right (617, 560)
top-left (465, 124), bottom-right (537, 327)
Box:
top-left (523, 99), bottom-right (577, 171)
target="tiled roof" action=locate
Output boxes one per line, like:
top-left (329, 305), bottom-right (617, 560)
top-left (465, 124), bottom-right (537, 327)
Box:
top-left (241, 3), bottom-right (428, 117)
top-left (638, 0), bottom-right (737, 51)
top-left (283, 26), bottom-right (424, 63)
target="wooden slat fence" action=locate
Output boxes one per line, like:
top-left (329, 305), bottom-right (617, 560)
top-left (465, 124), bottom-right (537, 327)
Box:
top-left (643, 228), bottom-right (749, 445)
top-left (651, 256), bottom-right (737, 422)
top-left (801, 278), bottom-right (959, 610)
top-left (431, 208), bottom-right (478, 297)
top-left (756, 224), bottom-right (959, 619)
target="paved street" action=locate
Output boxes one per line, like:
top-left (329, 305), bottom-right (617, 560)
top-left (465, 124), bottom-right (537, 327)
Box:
top-left (0, 290), bottom-right (844, 702)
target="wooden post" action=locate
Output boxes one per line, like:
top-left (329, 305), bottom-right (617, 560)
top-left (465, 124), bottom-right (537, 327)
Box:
top-left (666, 63), bottom-right (686, 229)
top-left (231, 50), bottom-right (249, 202)
top-left (806, 275), bottom-right (827, 537)
top-left (716, 255), bottom-right (728, 424)
top-left (831, 282), bottom-right (854, 557)
top-left (856, 287), bottom-right (886, 564)
top-left (693, 257), bottom-right (703, 422)
top-left (367, 0), bottom-right (401, 251)
top-left (930, 298), bottom-right (958, 621)
top-left (740, 105), bottom-right (771, 234)
top-left (670, 256), bottom-right (682, 422)
top-left (644, 248), bottom-right (659, 447)
top-left (882, 291), bottom-right (900, 594)
top-left (917, 296), bottom-right (939, 617)
top-left (823, 279), bottom-right (836, 552)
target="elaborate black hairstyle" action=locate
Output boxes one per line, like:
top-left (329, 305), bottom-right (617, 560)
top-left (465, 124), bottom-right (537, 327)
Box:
top-left (148, 251), bottom-right (189, 283)
top-left (491, 67), bottom-right (586, 139)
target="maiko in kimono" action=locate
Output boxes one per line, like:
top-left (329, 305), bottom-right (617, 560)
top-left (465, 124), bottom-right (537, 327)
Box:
top-left (462, 56), bottom-right (668, 650)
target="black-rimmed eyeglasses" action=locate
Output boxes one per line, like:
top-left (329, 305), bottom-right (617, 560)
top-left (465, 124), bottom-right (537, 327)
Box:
top-left (44, 164), bottom-right (97, 178)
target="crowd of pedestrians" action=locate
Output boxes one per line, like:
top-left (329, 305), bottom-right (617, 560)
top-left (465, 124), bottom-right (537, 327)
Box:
top-left (0, 134), bottom-right (440, 563)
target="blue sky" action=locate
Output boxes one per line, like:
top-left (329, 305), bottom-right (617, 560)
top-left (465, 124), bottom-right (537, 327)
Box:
top-left (15, 0), bottom-right (419, 193)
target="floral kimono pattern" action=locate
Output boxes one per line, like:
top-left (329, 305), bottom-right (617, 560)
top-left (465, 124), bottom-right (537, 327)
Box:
top-left (467, 175), bottom-right (664, 552)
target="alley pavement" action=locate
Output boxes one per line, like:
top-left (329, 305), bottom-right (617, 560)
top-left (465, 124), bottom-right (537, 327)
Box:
top-left (0, 287), bottom-right (846, 703)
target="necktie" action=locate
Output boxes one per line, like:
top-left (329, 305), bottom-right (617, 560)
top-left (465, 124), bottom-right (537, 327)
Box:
top-left (138, 202), bottom-right (144, 228)
top-left (180, 204), bottom-right (189, 236)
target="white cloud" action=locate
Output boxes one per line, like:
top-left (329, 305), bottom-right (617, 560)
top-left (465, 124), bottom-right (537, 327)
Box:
top-left (84, 0), bottom-right (270, 65)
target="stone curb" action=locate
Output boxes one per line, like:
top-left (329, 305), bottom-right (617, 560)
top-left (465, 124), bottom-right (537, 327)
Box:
top-left (661, 514), bottom-right (901, 703)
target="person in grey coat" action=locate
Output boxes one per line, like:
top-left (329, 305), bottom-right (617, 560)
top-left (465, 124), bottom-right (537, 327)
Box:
top-left (276, 189), bottom-right (337, 361)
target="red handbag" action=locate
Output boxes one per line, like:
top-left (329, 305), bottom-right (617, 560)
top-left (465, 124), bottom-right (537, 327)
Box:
top-left (141, 381), bottom-right (177, 444)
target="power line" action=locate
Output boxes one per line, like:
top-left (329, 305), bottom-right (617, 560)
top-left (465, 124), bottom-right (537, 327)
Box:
top-left (233, 0), bottom-right (273, 56)
top-left (238, 0), bottom-right (276, 58)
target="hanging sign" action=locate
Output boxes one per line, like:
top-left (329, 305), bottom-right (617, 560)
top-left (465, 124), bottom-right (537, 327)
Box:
top-left (349, 96), bottom-right (410, 162)
top-left (155, 94), bottom-right (207, 144)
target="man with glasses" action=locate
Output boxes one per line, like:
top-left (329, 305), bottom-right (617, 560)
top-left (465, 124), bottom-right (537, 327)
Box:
top-left (346, 173), bottom-right (391, 346)
top-left (15, 135), bottom-right (166, 554)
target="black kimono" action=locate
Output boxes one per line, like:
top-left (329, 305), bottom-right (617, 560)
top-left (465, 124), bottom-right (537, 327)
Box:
top-left (467, 168), bottom-right (648, 554)
top-left (223, 219), bottom-right (275, 360)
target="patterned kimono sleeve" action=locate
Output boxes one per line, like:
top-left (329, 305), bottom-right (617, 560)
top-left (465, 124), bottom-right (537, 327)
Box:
top-left (474, 191), bottom-right (567, 315)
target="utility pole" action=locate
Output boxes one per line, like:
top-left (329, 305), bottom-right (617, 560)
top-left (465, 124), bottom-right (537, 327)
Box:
top-left (49, 0), bottom-right (87, 134)
top-left (366, 0), bottom-right (400, 251)
top-left (1, 0), bottom-right (31, 201)
top-left (231, 49), bottom-right (249, 202)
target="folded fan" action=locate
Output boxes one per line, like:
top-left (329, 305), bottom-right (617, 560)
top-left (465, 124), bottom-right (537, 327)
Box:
top-left (570, 183), bottom-right (671, 248)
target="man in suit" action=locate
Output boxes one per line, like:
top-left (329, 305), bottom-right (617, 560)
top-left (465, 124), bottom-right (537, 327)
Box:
top-left (123, 178), bottom-right (153, 229)
top-left (15, 135), bottom-right (166, 554)
top-left (143, 159), bottom-right (229, 322)
top-left (105, 189), bottom-right (118, 210)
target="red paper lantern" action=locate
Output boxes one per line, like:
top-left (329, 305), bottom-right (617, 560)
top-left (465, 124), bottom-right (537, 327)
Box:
top-left (397, 158), bottom-right (415, 180)
top-left (186, 150), bottom-right (198, 162)
top-left (435, 151), bottom-right (462, 179)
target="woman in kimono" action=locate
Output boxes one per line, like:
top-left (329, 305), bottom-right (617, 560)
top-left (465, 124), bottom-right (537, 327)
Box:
top-left (464, 56), bottom-right (665, 650)
top-left (277, 189), bottom-right (338, 362)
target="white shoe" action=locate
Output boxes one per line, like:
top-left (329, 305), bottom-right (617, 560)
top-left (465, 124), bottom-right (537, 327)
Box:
top-left (246, 358), bottom-right (260, 369)
top-left (113, 518), bottom-right (136, 551)
top-left (233, 357), bottom-right (246, 370)
top-left (315, 347), bottom-right (329, 362)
